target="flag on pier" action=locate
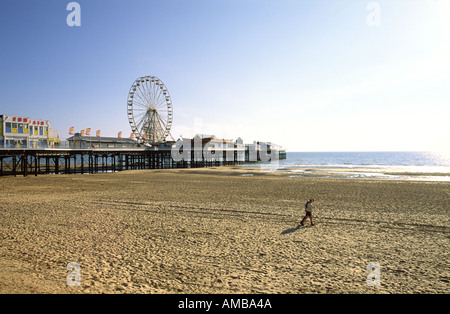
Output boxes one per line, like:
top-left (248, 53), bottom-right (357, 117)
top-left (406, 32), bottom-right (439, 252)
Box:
top-left (68, 126), bottom-right (74, 135)
top-left (80, 129), bottom-right (85, 136)
top-left (118, 131), bottom-right (122, 138)
top-left (86, 128), bottom-right (91, 136)
top-left (96, 130), bottom-right (101, 137)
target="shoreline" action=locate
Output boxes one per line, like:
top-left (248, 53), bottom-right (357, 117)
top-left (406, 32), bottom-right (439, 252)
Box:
top-left (237, 164), bottom-right (450, 182)
top-left (0, 167), bottom-right (449, 293)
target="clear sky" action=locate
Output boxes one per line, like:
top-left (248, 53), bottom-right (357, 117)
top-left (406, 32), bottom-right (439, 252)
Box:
top-left (1, 0), bottom-right (449, 152)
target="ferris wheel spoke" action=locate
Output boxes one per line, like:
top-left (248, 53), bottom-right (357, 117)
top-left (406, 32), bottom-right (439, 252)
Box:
top-left (133, 114), bottom-right (147, 126)
top-left (136, 117), bottom-right (149, 136)
top-left (155, 95), bottom-right (167, 109)
top-left (155, 113), bottom-right (168, 131)
top-left (135, 109), bottom-right (149, 126)
top-left (138, 82), bottom-right (153, 106)
top-left (145, 83), bottom-right (157, 107)
top-left (152, 81), bottom-right (159, 101)
top-left (134, 110), bottom-right (147, 121)
top-left (137, 85), bottom-right (152, 106)
top-left (156, 110), bottom-right (168, 117)
top-left (133, 83), bottom-right (145, 101)
top-left (134, 115), bottom-right (146, 130)
top-left (153, 93), bottom-right (163, 109)
top-left (145, 79), bottom-right (155, 105)
top-left (132, 107), bottom-right (147, 112)
top-left (154, 100), bottom-right (164, 110)
top-left (156, 101), bottom-right (169, 111)
top-left (134, 92), bottom-right (146, 106)
top-left (146, 85), bottom-right (159, 109)
top-left (135, 100), bottom-right (150, 110)
top-left (133, 99), bottom-right (149, 110)
top-left (156, 111), bottom-right (168, 122)
top-left (134, 92), bottom-right (150, 108)
top-left (152, 83), bottom-right (163, 102)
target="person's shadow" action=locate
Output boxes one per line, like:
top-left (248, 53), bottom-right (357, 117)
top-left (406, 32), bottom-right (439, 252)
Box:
top-left (281, 224), bottom-right (302, 235)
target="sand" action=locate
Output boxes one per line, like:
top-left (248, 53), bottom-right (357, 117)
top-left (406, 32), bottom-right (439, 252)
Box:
top-left (0, 167), bottom-right (449, 294)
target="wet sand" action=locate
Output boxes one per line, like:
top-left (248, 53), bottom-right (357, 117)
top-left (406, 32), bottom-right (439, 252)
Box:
top-left (0, 167), bottom-right (449, 293)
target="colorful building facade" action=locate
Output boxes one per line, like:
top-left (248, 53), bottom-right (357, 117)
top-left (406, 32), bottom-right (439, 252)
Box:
top-left (0, 114), bottom-right (60, 148)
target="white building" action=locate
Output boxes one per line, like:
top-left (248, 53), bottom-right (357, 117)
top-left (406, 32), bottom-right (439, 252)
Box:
top-left (0, 114), bottom-right (60, 148)
top-left (173, 134), bottom-right (245, 162)
top-left (172, 135), bottom-right (284, 163)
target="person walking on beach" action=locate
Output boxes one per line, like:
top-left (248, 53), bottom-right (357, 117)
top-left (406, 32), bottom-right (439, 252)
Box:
top-left (300, 198), bottom-right (315, 226)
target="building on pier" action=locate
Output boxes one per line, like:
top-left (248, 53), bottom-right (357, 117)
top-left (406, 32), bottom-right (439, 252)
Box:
top-left (67, 133), bottom-right (139, 149)
top-left (0, 114), bottom-right (60, 148)
top-left (174, 134), bottom-right (286, 162)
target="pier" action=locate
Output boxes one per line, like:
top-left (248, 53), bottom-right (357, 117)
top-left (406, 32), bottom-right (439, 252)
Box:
top-left (0, 146), bottom-right (285, 177)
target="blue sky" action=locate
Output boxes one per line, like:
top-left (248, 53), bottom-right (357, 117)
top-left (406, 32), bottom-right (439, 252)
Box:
top-left (1, 0), bottom-right (449, 152)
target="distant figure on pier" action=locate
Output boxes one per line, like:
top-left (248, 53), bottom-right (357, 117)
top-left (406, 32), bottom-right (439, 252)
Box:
top-left (300, 198), bottom-right (315, 226)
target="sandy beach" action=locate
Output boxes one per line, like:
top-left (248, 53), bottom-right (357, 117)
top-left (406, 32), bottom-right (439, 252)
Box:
top-left (0, 167), bottom-right (449, 294)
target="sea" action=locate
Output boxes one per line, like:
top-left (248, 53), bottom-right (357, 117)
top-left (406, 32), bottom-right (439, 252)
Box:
top-left (244, 151), bottom-right (450, 182)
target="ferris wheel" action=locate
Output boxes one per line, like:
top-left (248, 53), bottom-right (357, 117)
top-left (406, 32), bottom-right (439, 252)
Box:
top-left (127, 75), bottom-right (173, 145)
